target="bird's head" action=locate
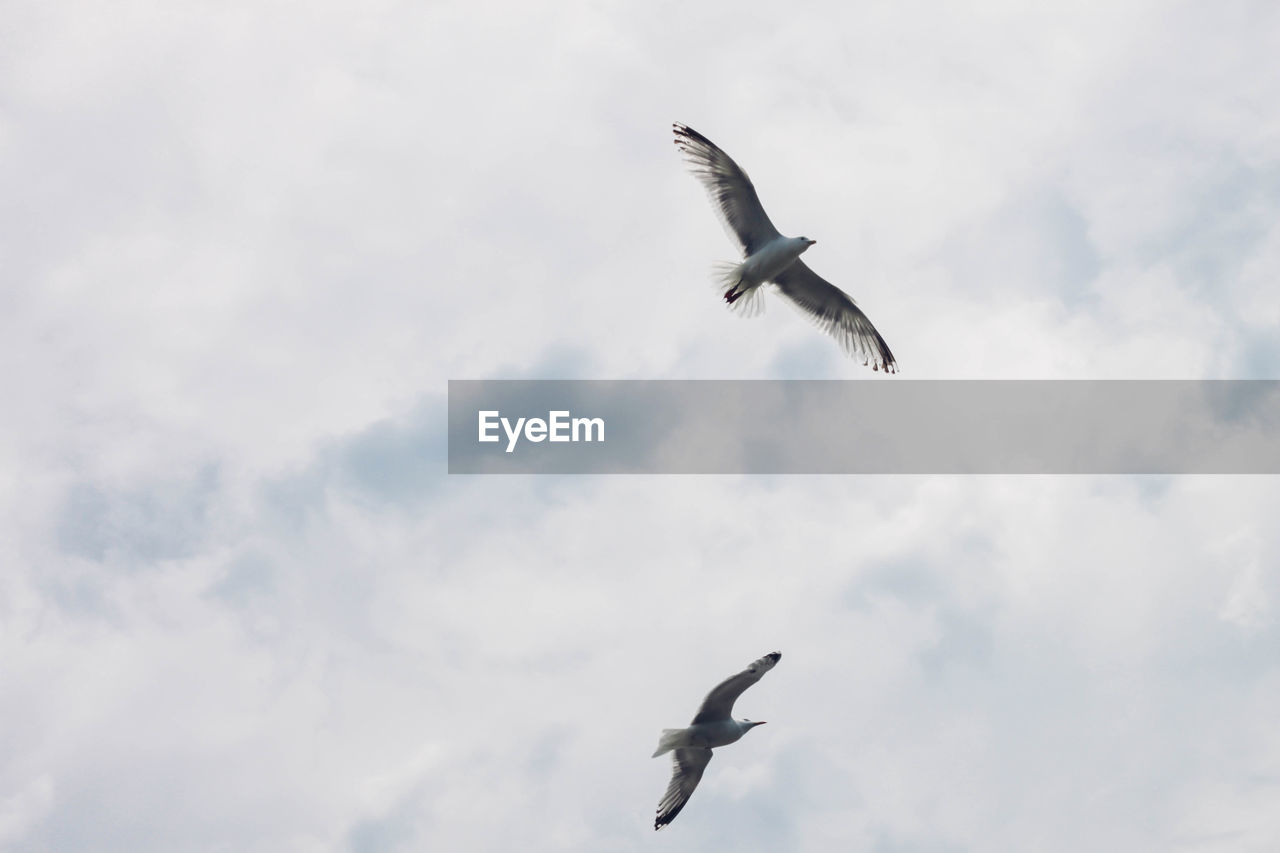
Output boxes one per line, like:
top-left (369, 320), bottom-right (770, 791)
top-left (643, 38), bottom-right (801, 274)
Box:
top-left (740, 718), bottom-right (768, 731)
top-left (798, 237), bottom-right (817, 251)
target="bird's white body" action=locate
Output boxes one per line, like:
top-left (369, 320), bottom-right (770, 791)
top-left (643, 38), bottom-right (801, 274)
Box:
top-left (715, 236), bottom-right (815, 317)
top-left (739, 236), bottom-right (813, 288)
top-left (652, 718), bottom-right (763, 757)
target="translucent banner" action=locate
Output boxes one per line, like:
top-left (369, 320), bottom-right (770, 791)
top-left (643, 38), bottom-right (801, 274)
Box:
top-left (447, 380), bottom-right (1280, 474)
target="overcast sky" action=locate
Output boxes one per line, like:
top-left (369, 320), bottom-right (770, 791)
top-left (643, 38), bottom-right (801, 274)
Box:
top-left (3, 1), bottom-right (1280, 850)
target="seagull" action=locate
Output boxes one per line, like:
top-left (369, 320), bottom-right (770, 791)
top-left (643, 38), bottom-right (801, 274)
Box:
top-left (652, 651), bottom-right (781, 830)
top-left (673, 122), bottom-right (898, 373)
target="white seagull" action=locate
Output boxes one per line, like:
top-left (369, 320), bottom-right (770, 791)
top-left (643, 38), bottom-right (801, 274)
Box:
top-left (673, 122), bottom-right (897, 372)
top-left (652, 651), bottom-right (781, 830)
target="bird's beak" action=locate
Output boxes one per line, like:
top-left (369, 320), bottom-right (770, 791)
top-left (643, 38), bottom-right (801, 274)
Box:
top-left (807, 239), bottom-right (817, 246)
top-left (754, 721), bottom-right (768, 726)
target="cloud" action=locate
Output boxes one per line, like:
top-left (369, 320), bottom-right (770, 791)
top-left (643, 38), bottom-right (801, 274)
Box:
top-left (54, 465), bottom-right (219, 564)
top-left (3, 1), bottom-right (1280, 851)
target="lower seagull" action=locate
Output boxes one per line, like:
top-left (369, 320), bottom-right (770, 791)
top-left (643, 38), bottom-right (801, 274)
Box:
top-left (652, 651), bottom-right (782, 830)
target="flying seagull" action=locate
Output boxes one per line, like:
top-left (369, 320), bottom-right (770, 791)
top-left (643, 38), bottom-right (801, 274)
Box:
top-left (652, 651), bottom-right (781, 830)
top-left (673, 122), bottom-right (897, 372)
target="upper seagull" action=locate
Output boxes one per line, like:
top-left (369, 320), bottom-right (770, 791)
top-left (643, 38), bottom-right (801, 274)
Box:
top-left (673, 122), bottom-right (897, 373)
top-left (652, 651), bottom-right (781, 830)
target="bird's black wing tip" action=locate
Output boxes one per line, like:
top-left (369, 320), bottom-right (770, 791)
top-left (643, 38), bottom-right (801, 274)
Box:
top-left (767, 651), bottom-right (781, 662)
top-left (672, 122), bottom-right (713, 146)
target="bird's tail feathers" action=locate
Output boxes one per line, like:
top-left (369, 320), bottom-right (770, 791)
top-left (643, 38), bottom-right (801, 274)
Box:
top-left (711, 262), bottom-right (764, 318)
top-left (652, 728), bottom-right (687, 758)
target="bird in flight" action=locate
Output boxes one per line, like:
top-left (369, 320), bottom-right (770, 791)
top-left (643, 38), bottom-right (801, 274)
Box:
top-left (673, 122), bottom-right (897, 373)
top-left (652, 651), bottom-right (781, 830)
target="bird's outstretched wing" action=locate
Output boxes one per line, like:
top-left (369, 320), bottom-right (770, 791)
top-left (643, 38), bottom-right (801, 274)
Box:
top-left (690, 651), bottom-right (781, 724)
top-left (673, 123), bottom-right (782, 256)
top-left (655, 747), bottom-right (713, 830)
top-left (773, 261), bottom-right (898, 373)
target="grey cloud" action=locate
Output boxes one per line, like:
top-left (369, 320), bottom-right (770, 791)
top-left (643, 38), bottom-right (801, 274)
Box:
top-left (872, 831), bottom-right (967, 853)
top-left (1145, 160), bottom-right (1280, 292)
top-left (769, 337), bottom-right (843, 380)
top-left (1237, 330), bottom-right (1280, 378)
top-left (332, 410), bottom-right (445, 509)
top-left (941, 187), bottom-right (1103, 308)
top-left (55, 463), bottom-right (219, 564)
top-left (263, 396), bottom-right (446, 520)
top-left (845, 558), bottom-right (948, 611)
top-left (205, 551), bottom-right (276, 608)
top-left (347, 812), bottom-right (416, 853)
